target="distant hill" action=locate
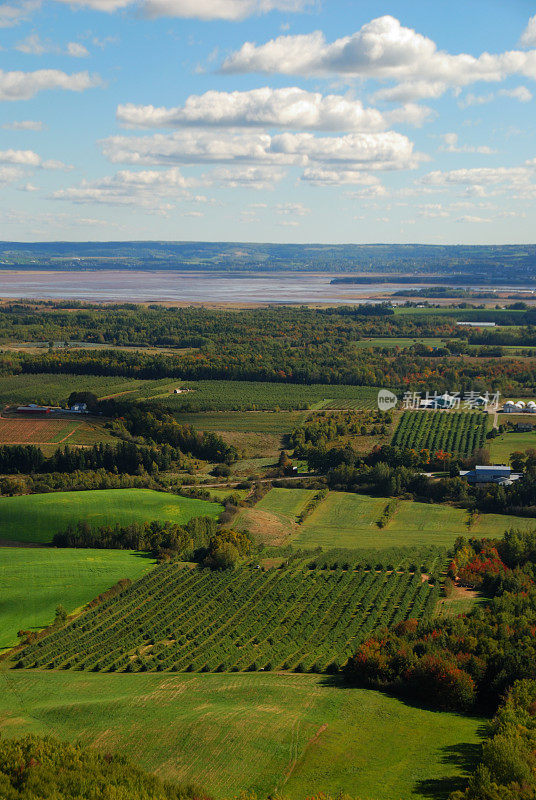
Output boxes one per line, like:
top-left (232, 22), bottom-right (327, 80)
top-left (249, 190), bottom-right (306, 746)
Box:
top-left (1, 241), bottom-right (535, 281)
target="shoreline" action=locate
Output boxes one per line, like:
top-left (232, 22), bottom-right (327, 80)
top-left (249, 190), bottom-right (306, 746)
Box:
top-left (1, 268), bottom-right (536, 308)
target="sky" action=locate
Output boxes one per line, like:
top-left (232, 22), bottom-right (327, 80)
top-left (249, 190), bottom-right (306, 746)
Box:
top-left (0, 0), bottom-right (535, 243)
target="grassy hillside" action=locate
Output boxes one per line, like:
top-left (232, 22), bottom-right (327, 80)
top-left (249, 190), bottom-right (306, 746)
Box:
top-left (0, 489), bottom-right (222, 544)
top-left (256, 487), bottom-right (318, 520)
top-left (234, 488), bottom-right (317, 545)
top-left (15, 557), bottom-right (438, 674)
top-left (298, 492), bottom-right (529, 550)
top-left (0, 671), bottom-right (484, 800)
top-left (0, 547), bottom-right (154, 650)
top-left (489, 428), bottom-right (536, 462)
top-left (249, 489), bottom-right (529, 550)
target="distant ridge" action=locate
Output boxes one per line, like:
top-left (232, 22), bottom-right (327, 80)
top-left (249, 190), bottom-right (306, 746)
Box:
top-left (1, 241), bottom-right (535, 280)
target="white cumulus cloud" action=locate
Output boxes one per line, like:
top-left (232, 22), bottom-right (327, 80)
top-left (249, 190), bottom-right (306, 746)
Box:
top-left (48, 0), bottom-right (312, 17)
top-left (205, 165), bottom-right (286, 188)
top-left (0, 69), bottom-right (100, 101)
top-left (439, 133), bottom-right (496, 154)
top-left (221, 15), bottom-right (536, 102)
top-left (421, 159), bottom-right (536, 199)
top-left (0, 1), bottom-right (40, 28)
top-left (521, 15), bottom-right (536, 48)
top-left (67, 42), bottom-right (90, 57)
top-left (275, 201), bottom-right (310, 215)
top-left (499, 85), bottom-right (533, 102)
top-left (117, 87), bottom-right (387, 132)
top-left (101, 128), bottom-right (424, 186)
top-left (15, 33), bottom-right (91, 57)
top-left (1, 119), bottom-right (44, 130)
top-left (0, 148), bottom-right (69, 169)
top-left (0, 166), bottom-right (24, 184)
top-left (0, 149), bottom-right (41, 166)
top-left (53, 167), bottom-right (195, 208)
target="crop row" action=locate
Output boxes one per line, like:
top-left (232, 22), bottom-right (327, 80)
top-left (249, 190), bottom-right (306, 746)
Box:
top-left (391, 411), bottom-right (487, 457)
top-left (17, 558), bottom-right (439, 675)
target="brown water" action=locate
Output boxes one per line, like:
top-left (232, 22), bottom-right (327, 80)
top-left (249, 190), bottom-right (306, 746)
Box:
top-left (0, 270), bottom-right (531, 304)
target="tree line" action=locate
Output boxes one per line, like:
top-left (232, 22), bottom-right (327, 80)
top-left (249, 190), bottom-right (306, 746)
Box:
top-left (299, 441), bottom-right (536, 518)
top-left (2, 302), bottom-right (536, 393)
top-left (345, 527), bottom-right (536, 710)
top-left (0, 734), bottom-right (202, 800)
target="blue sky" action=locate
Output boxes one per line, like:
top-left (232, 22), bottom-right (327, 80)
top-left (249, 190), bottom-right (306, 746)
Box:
top-left (0, 0), bottom-right (535, 243)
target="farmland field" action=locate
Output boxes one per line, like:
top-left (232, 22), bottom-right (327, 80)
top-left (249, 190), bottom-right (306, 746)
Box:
top-left (147, 381), bottom-right (380, 412)
top-left (0, 488), bottom-right (222, 544)
top-left (0, 547), bottom-right (154, 650)
top-left (15, 557), bottom-right (439, 673)
top-left (173, 411), bottom-right (306, 458)
top-left (248, 489), bottom-right (530, 550)
top-left (0, 416), bottom-right (115, 450)
top-left (173, 411), bottom-right (306, 433)
top-left (234, 488), bottom-right (317, 544)
top-left (391, 410), bottom-right (488, 456)
top-left (0, 671), bottom-right (484, 800)
top-left (0, 417), bottom-right (80, 443)
top-left (0, 373), bottom-right (161, 406)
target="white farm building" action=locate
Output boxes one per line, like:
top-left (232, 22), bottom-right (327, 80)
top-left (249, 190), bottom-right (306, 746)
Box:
top-left (502, 400), bottom-right (536, 413)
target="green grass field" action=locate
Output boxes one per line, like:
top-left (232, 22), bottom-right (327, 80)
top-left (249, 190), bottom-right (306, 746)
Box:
top-left (174, 411), bottom-right (306, 433)
top-left (252, 489), bottom-right (530, 550)
top-left (234, 488), bottom-right (318, 544)
top-left (489, 429), bottom-right (536, 462)
top-left (0, 488), bottom-right (222, 544)
top-left (0, 547), bottom-right (154, 650)
top-left (256, 487), bottom-right (318, 521)
top-left (0, 671), bottom-right (484, 800)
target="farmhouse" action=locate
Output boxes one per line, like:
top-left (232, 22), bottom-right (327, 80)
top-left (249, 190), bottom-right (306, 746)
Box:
top-left (420, 392), bottom-right (458, 409)
top-left (460, 465), bottom-right (523, 485)
top-left (16, 404), bottom-right (51, 414)
top-left (69, 402), bottom-right (88, 413)
top-left (457, 321), bottom-right (496, 327)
